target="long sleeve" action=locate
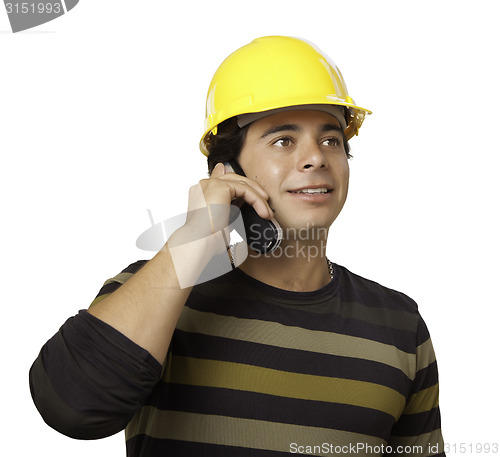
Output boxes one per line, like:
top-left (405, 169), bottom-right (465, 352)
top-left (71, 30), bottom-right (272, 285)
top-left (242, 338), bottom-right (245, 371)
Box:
top-left (29, 262), bottom-right (162, 440)
top-left (386, 315), bottom-right (445, 456)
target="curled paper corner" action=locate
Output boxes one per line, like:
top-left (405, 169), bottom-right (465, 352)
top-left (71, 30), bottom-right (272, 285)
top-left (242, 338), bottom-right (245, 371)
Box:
top-left (136, 207), bottom-right (248, 287)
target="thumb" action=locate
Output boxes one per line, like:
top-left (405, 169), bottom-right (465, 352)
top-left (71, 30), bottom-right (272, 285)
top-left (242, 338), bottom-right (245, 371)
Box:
top-left (210, 162), bottom-right (226, 178)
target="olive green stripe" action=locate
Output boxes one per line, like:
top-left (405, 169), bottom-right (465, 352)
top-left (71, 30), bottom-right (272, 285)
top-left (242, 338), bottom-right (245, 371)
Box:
top-left (88, 293), bottom-right (109, 308)
top-left (103, 272), bottom-right (134, 286)
top-left (168, 356), bottom-right (406, 419)
top-left (126, 408), bottom-right (386, 455)
top-left (177, 307), bottom-right (416, 379)
top-left (416, 338), bottom-right (436, 372)
top-left (90, 272), bottom-right (133, 308)
top-left (404, 384), bottom-right (440, 415)
top-left (389, 429), bottom-right (444, 456)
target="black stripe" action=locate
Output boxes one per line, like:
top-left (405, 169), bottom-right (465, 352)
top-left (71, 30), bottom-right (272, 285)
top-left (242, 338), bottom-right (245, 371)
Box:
top-left (335, 266), bottom-right (419, 313)
top-left (390, 407), bottom-right (441, 436)
top-left (121, 260), bottom-right (148, 274)
top-left (416, 317), bottom-right (431, 346)
top-left (172, 330), bottom-right (411, 394)
top-left (267, 296), bottom-right (417, 332)
top-left (95, 281), bottom-right (122, 298)
top-left (410, 361), bottom-right (438, 393)
top-left (127, 435), bottom-right (294, 457)
top-left (194, 264), bottom-right (419, 314)
top-left (185, 290), bottom-right (418, 354)
top-left (142, 383), bottom-right (395, 439)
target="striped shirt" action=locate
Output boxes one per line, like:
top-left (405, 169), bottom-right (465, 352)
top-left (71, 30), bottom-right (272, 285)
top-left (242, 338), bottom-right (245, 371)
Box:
top-left (30, 260), bottom-right (445, 456)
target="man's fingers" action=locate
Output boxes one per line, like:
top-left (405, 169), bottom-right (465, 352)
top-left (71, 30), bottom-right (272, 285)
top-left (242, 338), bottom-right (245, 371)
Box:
top-left (226, 181), bottom-right (273, 219)
top-left (204, 163), bottom-right (273, 218)
top-left (215, 173), bottom-right (270, 201)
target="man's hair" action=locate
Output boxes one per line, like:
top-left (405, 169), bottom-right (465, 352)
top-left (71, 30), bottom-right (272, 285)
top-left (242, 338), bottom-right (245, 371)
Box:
top-left (206, 116), bottom-right (352, 174)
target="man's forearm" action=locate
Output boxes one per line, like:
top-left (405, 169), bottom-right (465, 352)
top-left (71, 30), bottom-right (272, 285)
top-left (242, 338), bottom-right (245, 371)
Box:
top-left (87, 236), bottom-right (213, 364)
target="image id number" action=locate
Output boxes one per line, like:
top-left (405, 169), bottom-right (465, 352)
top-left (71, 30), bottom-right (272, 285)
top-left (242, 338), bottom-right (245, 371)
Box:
top-left (5, 2), bottom-right (62, 14)
top-left (444, 443), bottom-right (499, 454)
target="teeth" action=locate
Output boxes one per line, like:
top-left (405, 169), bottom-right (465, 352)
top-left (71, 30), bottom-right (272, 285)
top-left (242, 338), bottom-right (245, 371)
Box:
top-left (292, 188), bottom-right (329, 194)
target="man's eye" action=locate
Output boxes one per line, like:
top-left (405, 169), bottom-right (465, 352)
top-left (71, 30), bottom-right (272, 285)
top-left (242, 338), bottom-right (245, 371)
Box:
top-left (273, 137), bottom-right (292, 147)
top-left (322, 137), bottom-right (341, 147)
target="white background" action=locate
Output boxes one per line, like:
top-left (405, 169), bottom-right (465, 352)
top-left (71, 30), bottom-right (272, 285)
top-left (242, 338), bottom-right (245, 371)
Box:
top-left (1, 0), bottom-right (498, 455)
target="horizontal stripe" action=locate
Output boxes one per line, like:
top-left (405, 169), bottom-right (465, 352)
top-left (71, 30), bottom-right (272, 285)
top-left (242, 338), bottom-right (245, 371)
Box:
top-left (126, 435), bottom-right (294, 457)
top-left (173, 330), bottom-right (411, 395)
top-left (189, 291), bottom-right (418, 353)
top-left (410, 362), bottom-right (438, 394)
top-left (123, 260), bottom-right (147, 273)
top-left (145, 383), bottom-right (395, 438)
top-left (389, 428), bottom-right (444, 457)
top-left (92, 261), bottom-right (148, 303)
top-left (88, 293), bottom-right (110, 308)
top-left (177, 307), bottom-right (416, 379)
top-left (126, 408), bottom-right (387, 455)
top-left (334, 267), bottom-right (419, 313)
top-left (416, 318), bottom-right (431, 346)
top-left (195, 283), bottom-right (417, 332)
top-left (103, 271), bottom-right (134, 286)
top-left (325, 300), bottom-right (417, 332)
top-left (404, 384), bottom-right (440, 415)
top-left (391, 407), bottom-right (441, 436)
top-left (95, 261), bottom-right (147, 299)
top-left (416, 338), bottom-right (436, 372)
top-left (202, 265), bottom-right (419, 315)
top-left (92, 280), bottom-right (123, 303)
top-left (167, 356), bottom-right (406, 419)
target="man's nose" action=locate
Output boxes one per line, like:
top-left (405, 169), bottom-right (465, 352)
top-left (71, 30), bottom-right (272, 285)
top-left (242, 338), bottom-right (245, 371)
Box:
top-left (297, 140), bottom-right (327, 171)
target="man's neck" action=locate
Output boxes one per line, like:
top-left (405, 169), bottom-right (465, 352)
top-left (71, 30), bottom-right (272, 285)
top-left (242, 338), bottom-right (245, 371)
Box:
top-left (237, 239), bottom-right (331, 292)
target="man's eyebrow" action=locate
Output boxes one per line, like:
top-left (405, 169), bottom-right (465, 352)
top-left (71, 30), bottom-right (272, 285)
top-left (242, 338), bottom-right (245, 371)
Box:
top-left (259, 124), bottom-right (300, 139)
top-left (259, 123), bottom-right (343, 139)
top-left (321, 123), bottom-right (343, 134)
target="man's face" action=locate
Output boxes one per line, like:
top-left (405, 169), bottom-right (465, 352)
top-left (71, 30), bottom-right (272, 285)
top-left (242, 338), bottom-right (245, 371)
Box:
top-left (238, 109), bottom-right (350, 235)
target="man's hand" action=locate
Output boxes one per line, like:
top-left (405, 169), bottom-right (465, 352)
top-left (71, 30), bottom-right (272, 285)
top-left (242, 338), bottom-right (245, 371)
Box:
top-left (186, 162), bottom-right (273, 231)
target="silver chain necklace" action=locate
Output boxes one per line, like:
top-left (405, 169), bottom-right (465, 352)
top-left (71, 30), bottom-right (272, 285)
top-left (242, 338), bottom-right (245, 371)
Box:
top-left (327, 258), bottom-right (334, 280)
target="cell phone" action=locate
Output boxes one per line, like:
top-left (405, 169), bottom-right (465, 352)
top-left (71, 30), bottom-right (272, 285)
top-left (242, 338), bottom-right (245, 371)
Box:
top-left (223, 160), bottom-right (283, 254)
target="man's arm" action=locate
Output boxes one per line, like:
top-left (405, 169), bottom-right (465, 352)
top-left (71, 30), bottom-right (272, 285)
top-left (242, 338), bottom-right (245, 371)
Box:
top-left (86, 162), bottom-right (273, 364)
top-left (86, 244), bottom-right (196, 364)
top-left (386, 316), bottom-right (445, 456)
top-left (29, 163), bottom-right (274, 438)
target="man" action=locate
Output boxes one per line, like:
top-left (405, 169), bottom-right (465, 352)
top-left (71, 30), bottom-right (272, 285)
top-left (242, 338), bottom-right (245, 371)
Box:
top-left (30, 36), bottom-right (445, 456)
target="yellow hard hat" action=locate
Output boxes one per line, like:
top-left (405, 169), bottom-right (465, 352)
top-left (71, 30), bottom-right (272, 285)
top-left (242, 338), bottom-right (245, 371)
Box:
top-left (200, 36), bottom-right (371, 155)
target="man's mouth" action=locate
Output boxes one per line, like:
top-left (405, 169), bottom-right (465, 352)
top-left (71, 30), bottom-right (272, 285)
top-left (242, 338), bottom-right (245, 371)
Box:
top-left (288, 187), bottom-right (332, 194)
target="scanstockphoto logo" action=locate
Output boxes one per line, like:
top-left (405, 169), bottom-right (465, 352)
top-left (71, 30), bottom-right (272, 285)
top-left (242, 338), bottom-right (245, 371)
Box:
top-left (3, 0), bottom-right (78, 32)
